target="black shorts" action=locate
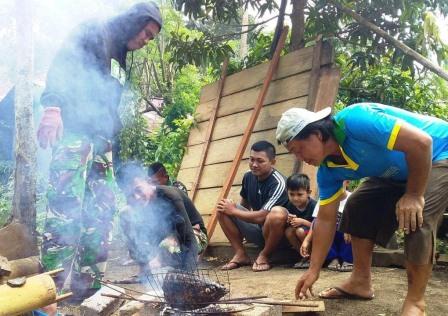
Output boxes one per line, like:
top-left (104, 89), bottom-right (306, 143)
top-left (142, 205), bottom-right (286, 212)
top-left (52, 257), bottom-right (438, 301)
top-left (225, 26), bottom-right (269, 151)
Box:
top-left (340, 160), bottom-right (448, 264)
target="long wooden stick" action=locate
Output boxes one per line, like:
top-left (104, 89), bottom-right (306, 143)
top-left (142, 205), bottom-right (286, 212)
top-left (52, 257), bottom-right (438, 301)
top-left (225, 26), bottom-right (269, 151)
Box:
top-left (100, 293), bottom-right (318, 308)
top-left (328, 0), bottom-right (448, 82)
top-left (190, 59), bottom-right (229, 201)
top-left (205, 26), bottom-right (290, 242)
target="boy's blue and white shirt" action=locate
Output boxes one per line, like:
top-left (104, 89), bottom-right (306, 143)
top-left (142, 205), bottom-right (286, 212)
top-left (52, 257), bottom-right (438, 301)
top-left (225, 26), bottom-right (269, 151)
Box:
top-left (318, 103), bottom-right (448, 205)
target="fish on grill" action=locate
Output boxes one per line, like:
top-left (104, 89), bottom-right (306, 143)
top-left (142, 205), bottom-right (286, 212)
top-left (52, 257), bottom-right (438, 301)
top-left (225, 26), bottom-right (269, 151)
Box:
top-left (162, 271), bottom-right (229, 310)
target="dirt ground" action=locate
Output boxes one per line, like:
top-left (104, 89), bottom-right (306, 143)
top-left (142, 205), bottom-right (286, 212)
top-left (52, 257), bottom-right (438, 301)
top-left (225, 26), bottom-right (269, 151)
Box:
top-left (59, 241), bottom-right (448, 316)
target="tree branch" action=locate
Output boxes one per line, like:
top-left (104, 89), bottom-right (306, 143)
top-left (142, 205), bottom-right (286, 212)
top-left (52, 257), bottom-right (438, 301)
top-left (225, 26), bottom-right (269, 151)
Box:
top-left (328, 0), bottom-right (448, 82)
top-left (140, 95), bottom-right (163, 116)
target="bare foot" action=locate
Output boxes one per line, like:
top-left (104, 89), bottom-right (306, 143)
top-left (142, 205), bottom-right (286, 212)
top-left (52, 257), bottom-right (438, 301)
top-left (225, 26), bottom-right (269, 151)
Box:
top-left (401, 299), bottom-right (426, 316)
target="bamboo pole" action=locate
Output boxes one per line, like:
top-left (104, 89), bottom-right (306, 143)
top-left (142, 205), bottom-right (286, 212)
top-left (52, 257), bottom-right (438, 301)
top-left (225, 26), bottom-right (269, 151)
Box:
top-left (204, 26), bottom-right (290, 243)
top-left (0, 274), bottom-right (57, 316)
top-left (328, 0), bottom-right (448, 82)
top-left (190, 59), bottom-right (229, 201)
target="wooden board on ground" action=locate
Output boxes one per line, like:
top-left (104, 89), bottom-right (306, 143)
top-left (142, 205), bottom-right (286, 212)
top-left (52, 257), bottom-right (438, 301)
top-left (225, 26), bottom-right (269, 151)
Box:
top-left (282, 300), bottom-right (325, 314)
top-left (80, 285), bottom-right (124, 316)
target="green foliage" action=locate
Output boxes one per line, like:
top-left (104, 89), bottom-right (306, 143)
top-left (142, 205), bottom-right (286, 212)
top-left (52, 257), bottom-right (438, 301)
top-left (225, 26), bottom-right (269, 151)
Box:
top-left (397, 231), bottom-right (448, 255)
top-left (437, 238), bottom-right (448, 255)
top-left (168, 31), bottom-right (234, 72)
top-left (336, 53), bottom-right (448, 120)
top-left (119, 109), bottom-right (155, 164)
top-left (0, 165), bottom-right (14, 227)
top-left (174, 0), bottom-right (278, 23)
top-left (306, 0), bottom-right (448, 75)
top-left (119, 64), bottom-right (212, 178)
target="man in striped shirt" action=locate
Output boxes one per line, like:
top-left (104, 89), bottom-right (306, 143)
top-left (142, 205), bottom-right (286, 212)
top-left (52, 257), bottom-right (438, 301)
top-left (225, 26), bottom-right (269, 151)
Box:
top-left (217, 141), bottom-right (289, 272)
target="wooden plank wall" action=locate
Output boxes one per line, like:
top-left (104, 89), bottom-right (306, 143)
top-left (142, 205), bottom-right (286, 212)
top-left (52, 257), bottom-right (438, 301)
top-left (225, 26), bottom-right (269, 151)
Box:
top-left (177, 41), bottom-right (340, 244)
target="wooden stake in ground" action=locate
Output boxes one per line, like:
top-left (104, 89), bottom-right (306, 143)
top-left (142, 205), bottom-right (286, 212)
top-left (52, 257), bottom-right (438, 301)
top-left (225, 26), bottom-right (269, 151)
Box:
top-left (204, 26), bottom-right (289, 243)
top-left (328, 0), bottom-right (448, 82)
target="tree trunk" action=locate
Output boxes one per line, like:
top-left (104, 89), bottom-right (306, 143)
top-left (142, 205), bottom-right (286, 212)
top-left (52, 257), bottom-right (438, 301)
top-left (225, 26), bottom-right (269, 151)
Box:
top-left (239, 9), bottom-right (249, 59)
top-left (289, 0), bottom-right (306, 51)
top-left (328, 0), bottom-right (448, 82)
top-left (13, 0), bottom-right (37, 243)
top-left (270, 0), bottom-right (288, 57)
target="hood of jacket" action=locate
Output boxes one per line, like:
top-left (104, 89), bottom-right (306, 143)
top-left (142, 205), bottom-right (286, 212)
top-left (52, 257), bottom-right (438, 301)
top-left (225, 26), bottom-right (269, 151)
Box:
top-left (106, 1), bottom-right (162, 67)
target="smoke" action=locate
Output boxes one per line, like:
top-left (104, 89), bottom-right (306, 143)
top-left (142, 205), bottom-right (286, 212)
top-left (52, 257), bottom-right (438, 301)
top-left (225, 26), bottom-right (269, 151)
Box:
top-left (116, 162), bottom-right (198, 272)
top-left (0, 0), bottom-right (157, 97)
top-left (0, 0), bottom-right (197, 281)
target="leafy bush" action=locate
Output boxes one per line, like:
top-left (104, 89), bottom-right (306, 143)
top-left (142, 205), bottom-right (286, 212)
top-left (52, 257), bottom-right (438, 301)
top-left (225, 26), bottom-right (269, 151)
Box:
top-left (336, 53), bottom-right (448, 120)
top-left (0, 178), bottom-right (13, 228)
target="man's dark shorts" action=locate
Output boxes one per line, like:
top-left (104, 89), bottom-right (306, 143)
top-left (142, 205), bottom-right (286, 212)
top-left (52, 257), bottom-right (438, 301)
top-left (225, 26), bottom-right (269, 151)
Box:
top-left (230, 205), bottom-right (290, 249)
top-left (340, 159), bottom-right (448, 264)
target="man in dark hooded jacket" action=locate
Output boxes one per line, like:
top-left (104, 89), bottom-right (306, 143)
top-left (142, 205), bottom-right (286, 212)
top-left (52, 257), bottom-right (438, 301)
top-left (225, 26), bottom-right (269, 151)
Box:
top-left (37, 2), bottom-right (162, 298)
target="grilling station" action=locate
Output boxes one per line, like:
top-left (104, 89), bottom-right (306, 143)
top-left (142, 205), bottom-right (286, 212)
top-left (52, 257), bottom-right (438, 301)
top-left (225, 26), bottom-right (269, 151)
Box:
top-left (0, 27), bottom-right (334, 315)
top-left (88, 267), bottom-right (324, 315)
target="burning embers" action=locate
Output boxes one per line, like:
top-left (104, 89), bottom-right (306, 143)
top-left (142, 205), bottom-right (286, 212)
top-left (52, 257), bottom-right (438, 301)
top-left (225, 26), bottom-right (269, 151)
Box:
top-left (161, 270), bottom-right (229, 311)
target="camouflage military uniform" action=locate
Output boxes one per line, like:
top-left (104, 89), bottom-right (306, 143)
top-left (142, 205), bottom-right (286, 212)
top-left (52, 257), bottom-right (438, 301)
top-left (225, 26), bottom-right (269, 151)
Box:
top-left (41, 133), bottom-right (118, 295)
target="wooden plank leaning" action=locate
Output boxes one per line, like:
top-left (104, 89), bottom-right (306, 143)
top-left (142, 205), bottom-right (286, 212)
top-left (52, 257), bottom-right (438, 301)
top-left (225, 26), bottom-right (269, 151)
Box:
top-left (190, 59), bottom-right (229, 201)
top-left (204, 26), bottom-right (290, 245)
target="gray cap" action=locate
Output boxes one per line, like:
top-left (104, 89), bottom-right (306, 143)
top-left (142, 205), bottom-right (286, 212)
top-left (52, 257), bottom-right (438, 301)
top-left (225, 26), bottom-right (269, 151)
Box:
top-left (276, 107), bottom-right (332, 147)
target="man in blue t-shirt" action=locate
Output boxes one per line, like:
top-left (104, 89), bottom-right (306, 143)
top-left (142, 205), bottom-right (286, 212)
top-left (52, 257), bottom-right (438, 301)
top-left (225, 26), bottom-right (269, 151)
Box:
top-left (276, 103), bottom-right (448, 316)
top-left (217, 141), bottom-right (289, 272)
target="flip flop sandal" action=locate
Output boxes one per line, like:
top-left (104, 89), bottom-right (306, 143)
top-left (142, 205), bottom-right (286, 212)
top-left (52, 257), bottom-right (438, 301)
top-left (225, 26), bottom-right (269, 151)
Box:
top-left (319, 287), bottom-right (374, 300)
top-left (220, 261), bottom-right (251, 271)
top-left (293, 259), bottom-right (310, 269)
top-left (252, 261), bottom-right (271, 272)
top-left (327, 259), bottom-right (341, 271)
top-left (338, 262), bottom-right (353, 272)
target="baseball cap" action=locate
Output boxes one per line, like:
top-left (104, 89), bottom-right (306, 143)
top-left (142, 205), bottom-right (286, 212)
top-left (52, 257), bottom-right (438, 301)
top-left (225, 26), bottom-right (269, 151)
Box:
top-left (276, 107), bottom-right (332, 147)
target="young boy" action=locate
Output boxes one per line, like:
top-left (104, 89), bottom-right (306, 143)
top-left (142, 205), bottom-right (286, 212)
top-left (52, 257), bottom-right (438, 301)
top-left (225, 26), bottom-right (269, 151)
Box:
top-left (284, 174), bottom-right (317, 269)
top-left (300, 180), bottom-right (353, 272)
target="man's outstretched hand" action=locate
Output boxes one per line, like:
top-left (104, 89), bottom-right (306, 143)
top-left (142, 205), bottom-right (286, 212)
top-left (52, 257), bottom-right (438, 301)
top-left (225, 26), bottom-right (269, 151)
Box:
top-left (37, 107), bottom-right (63, 149)
top-left (295, 269), bottom-right (319, 299)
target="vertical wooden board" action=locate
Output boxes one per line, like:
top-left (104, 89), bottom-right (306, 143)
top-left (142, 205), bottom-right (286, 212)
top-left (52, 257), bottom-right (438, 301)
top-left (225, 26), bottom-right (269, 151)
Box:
top-left (302, 162), bottom-right (318, 199)
top-left (178, 161), bottom-right (248, 191)
top-left (202, 215), bottom-right (228, 244)
top-left (196, 72), bottom-right (310, 122)
top-left (193, 186), bottom-right (242, 216)
top-left (181, 96), bottom-right (305, 169)
top-left (188, 95), bottom-right (308, 146)
top-left (199, 42), bottom-right (334, 104)
top-left (211, 97), bottom-right (305, 142)
top-left (204, 128), bottom-right (288, 166)
top-left (306, 36), bottom-right (323, 110)
top-left (178, 154), bottom-right (296, 190)
top-left (179, 143), bottom-right (203, 170)
top-left (314, 66), bottom-right (341, 111)
top-left (180, 130), bottom-right (284, 170)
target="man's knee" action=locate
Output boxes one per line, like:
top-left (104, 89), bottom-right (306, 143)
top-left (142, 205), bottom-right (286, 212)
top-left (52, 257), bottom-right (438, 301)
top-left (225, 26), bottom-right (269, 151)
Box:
top-left (266, 206), bottom-right (288, 224)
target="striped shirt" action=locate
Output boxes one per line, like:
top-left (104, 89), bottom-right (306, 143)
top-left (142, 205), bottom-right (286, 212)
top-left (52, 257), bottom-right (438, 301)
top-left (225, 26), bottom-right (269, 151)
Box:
top-left (240, 169), bottom-right (288, 211)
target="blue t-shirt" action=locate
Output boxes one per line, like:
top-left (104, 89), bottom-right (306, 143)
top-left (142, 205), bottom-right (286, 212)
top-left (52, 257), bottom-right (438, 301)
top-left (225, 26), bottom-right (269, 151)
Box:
top-left (318, 103), bottom-right (448, 205)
